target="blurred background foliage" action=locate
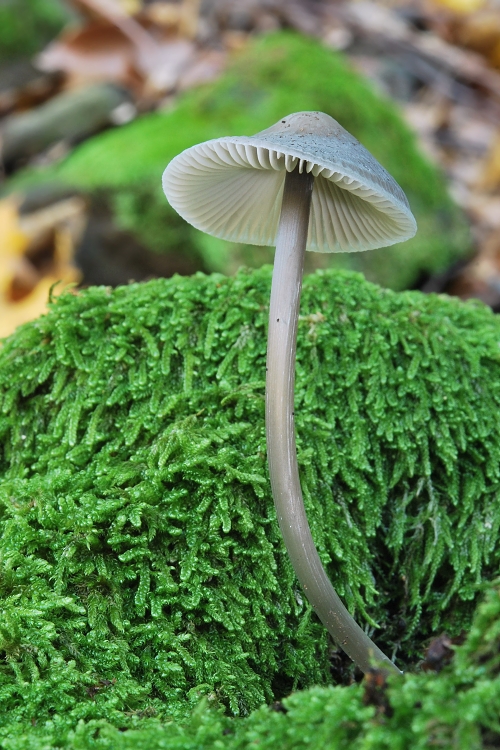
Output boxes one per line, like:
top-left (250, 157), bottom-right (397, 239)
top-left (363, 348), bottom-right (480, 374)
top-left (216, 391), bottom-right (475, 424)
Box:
top-left (11, 32), bottom-right (470, 291)
top-left (8, 0), bottom-right (500, 335)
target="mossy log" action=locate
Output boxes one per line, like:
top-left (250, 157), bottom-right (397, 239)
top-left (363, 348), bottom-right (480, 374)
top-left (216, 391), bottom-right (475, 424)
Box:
top-left (0, 267), bottom-right (499, 746)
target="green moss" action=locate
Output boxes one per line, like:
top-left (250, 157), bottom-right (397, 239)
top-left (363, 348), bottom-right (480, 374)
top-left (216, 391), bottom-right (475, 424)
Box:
top-left (8, 32), bottom-right (470, 289)
top-left (3, 583), bottom-right (500, 748)
top-left (0, 266), bottom-right (499, 746)
top-left (0, 0), bottom-right (72, 62)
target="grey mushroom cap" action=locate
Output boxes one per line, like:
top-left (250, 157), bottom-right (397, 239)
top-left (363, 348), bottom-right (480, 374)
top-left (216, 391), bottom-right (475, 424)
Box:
top-left (162, 111), bottom-right (417, 253)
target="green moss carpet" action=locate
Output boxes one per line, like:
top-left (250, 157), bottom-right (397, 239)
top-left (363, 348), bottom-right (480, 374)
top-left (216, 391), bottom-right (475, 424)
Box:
top-left (0, 266), bottom-right (499, 746)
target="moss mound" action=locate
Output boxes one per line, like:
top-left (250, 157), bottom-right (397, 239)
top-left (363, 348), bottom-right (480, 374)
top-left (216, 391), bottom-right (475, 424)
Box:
top-left (9, 32), bottom-right (470, 289)
top-left (3, 582), bottom-right (500, 748)
top-left (84, 582), bottom-right (500, 750)
top-left (0, 266), bottom-right (499, 745)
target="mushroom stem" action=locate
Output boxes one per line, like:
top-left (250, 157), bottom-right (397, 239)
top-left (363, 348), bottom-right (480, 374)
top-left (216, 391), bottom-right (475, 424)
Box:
top-left (266, 167), bottom-right (401, 676)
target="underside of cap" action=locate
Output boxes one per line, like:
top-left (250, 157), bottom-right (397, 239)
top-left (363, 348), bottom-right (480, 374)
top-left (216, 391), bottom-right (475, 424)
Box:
top-left (162, 112), bottom-right (417, 253)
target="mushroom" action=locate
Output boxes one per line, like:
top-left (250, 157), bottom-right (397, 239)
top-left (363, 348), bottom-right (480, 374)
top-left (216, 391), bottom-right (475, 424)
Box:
top-left (162, 111), bottom-right (417, 676)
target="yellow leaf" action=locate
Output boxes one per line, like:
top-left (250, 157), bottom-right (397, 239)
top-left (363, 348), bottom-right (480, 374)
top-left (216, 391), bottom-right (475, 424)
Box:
top-left (0, 197), bottom-right (29, 297)
top-left (0, 195), bottom-right (83, 339)
top-left (431, 0), bottom-right (487, 14)
top-left (479, 131), bottom-right (500, 192)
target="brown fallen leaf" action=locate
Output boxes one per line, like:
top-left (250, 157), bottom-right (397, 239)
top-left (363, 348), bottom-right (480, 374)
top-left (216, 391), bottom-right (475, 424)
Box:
top-left (46, 0), bottom-right (201, 93)
top-left (69, 0), bottom-right (160, 50)
top-left (36, 21), bottom-right (144, 93)
top-left (37, 18), bottom-right (198, 99)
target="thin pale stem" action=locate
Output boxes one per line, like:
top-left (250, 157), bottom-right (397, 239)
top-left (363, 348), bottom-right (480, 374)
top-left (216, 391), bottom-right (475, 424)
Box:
top-left (265, 167), bottom-right (401, 676)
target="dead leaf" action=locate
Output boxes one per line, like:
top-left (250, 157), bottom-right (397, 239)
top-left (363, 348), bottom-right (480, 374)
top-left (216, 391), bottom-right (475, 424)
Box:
top-left (37, 21), bottom-right (144, 93)
top-left (37, 15), bottom-right (198, 98)
top-left (0, 276), bottom-right (80, 339)
top-left (478, 130), bottom-right (500, 190)
top-left (0, 196), bottom-right (84, 339)
top-left (430, 0), bottom-right (487, 15)
top-left (0, 197), bottom-right (28, 296)
top-left (69, 0), bottom-right (158, 50)
top-left (449, 8), bottom-right (500, 68)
